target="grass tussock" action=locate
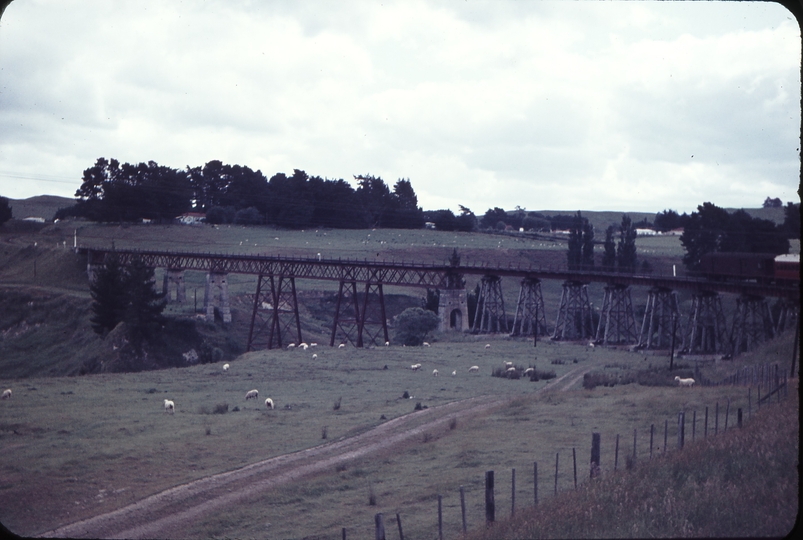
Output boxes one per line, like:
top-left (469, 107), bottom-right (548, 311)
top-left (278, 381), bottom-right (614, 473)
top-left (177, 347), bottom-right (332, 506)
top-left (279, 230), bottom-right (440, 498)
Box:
top-left (467, 389), bottom-right (799, 540)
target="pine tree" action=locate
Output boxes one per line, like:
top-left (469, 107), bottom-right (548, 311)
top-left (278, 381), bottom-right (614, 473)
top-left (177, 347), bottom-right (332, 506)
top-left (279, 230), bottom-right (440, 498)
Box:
top-left (617, 215), bottom-right (638, 273)
top-left (567, 212), bottom-right (583, 270)
top-left (602, 225), bottom-right (617, 271)
top-left (581, 221), bottom-right (595, 270)
top-left (122, 256), bottom-right (167, 351)
top-left (89, 253), bottom-right (127, 335)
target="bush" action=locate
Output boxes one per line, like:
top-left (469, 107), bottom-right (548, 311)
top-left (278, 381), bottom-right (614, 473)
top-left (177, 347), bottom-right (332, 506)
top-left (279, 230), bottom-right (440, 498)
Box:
top-left (233, 207), bottom-right (262, 225)
top-left (213, 403), bottom-right (229, 414)
top-left (393, 307), bottom-right (439, 346)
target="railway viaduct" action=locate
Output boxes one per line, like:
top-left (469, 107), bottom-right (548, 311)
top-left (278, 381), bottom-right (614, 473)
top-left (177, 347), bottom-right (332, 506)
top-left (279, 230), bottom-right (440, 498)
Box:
top-left (82, 248), bottom-right (799, 357)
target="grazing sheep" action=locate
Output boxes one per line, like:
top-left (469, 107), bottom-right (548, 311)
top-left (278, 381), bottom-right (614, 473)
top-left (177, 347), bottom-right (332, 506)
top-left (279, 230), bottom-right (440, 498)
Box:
top-left (411, 363), bottom-right (422, 371)
top-left (163, 399), bottom-right (174, 413)
top-left (468, 366), bottom-right (479, 373)
top-left (506, 366), bottom-right (516, 373)
top-left (504, 361), bottom-right (514, 368)
top-left (310, 343), bottom-right (318, 347)
top-left (385, 341), bottom-right (390, 346)
top-left (287, 343), bottom-right (296, 349)
top-left (588, 342), bottom-right (596, 348)
top-left (432, 369), bottom-right (439, 377)
top-left (674, 376), bottom-right (695, 387)
top-left (338, 343), bottom-right (346, 349)
top-left (523, 367), bottom-right (534, 376)
top-left (299, 343), bottom-right (309, 350)
top-left (485, 344), bottom-right (491, 349)
top-left (222, 363), bottom-right (230, 372)
top-left (312, 353), bottom-right (318, 360)
top-left (2, 389), bottom-right (11, 400)
top-left (245, 389), bottom-right (259, 400)
top-left (451, 370), bottom-right (456, 376)
top-left (265, 398), bottom-right (274, 409)
top-left (423, 342), bottom-right (430, 347)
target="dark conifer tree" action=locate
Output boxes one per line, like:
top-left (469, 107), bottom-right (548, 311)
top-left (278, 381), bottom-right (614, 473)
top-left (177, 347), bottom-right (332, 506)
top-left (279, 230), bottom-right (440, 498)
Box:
top-left (602, 225), bottom-right (617, 271)
top-left (122, 256), bottom-right (167, 352)
top-left (617, 214), bottom-right (638, 273)
top-left (581, 220), bottom-right (595, 270)
top-left (89, 253), bottom-right (127, 335)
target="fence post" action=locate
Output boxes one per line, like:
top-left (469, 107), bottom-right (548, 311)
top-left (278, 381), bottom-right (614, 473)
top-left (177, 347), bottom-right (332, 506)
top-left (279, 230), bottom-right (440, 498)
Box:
top-left (664, 419), bottom-right (668, 453)
top-left (375, 513), bottom-right (385, 540)
top-left (737, 408), bottom-right (743, 429)
top-left (614, 434), bottom-right (619, 470)
top-left (632, 428), bottom-right (637, 465)
top-left (342, 527), bottom-right (347, 540)
top-left (572, 448), bottom-right (577, 490)
top-left (678, 412), bottom-right (685, 450)
top-left (554, 453), bottom-right (559, 495)
top-left (511, 468), bottom-right (516, 517)
top-left (438, 494), bottom-right (443, 540)
top-left (748, 387), bottom-right (751, 418)
top-left (590, 433), bottom-right (601, 478)
top-left (396, 513), bottom-right (404, 540)
top-left (725, 398), bottom-right (730, 431)
top-left (485, 470), bottom-right (495, 525)
top-left (649, 424), bottom-right (654, 460)
top-left (704, 406), bottom-right (709, 438)
top-left (459, 486), bottom-right (467, 535)
top-left (715, 402), bottom-right (719, 435)
top-left (533, 462), bottom-right (538, 506)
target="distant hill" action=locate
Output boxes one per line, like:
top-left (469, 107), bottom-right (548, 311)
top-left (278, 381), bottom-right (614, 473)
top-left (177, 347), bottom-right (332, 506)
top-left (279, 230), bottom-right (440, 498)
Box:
top-left (7, 195), bottom-right (75, 221)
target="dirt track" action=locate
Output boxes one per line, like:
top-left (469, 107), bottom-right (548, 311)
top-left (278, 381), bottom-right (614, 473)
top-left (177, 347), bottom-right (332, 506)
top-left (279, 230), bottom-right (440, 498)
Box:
top-left (40, 367), bottom-right (589, 539)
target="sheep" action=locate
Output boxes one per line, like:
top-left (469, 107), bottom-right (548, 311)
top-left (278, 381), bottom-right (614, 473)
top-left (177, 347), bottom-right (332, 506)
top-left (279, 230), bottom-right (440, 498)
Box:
top-left (432, 369), bottom-right (439, 377)
top-left (163, 399), bottom-right (174, 413)
top-left (338, 343), bottom-right (346, 349)
top-left (588, 342), bottom-right (596, 348)
top-left (523, 367), bottom-right (534, 376)
top-left (265, 398), bottom-right (274, 409)
top-left (423, 342), bottom-right (430, 347)
top-left (312, 353), bottom-right (318, 360)
top-left (506, 366), bottom-right (516, 373)
top-left (451, 370), bottom-right (457, 376)
top-left (468, 366), bottom-right (479, 373)
top-left (485, 344), bottom-right (491, 349)
top-left (222, 363), bottom-right (230, 372)
top-left (245, 389), bottom-right (259, 400)
top-left (674, 376), bottom-right (695, 387)
top-left (385, 341), bottom-right (390, 347)
top-left (504, 361), bottom-right (514, 368)
top-left (310, 343), bottom-right (318, 347)
top-left (411, 363), bottom-right (422, 371)
top-left (287, 343), bottom-right (296, 349)
top-left (1, 389), bottom-right (11, 400)
top-left (299, 343), bottom-right (309, 350)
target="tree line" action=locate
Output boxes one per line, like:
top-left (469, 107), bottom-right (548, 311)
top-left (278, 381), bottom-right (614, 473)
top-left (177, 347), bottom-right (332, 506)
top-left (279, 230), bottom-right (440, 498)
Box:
top-left (56, 158), bottom-right (427, 230)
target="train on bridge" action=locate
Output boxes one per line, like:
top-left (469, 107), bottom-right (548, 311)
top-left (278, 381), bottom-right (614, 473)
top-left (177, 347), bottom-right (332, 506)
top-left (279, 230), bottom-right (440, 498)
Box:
top-left (698, 253), bottom-right (800, 285)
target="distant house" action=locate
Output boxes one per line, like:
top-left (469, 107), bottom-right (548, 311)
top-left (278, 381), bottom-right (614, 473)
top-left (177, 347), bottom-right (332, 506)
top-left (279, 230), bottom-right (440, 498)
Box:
top-left (635, 228), bottom-right (658, 236)
top-left (23, 216), bottom-right (45, 223)
top-left (425, 222), bottom-right (436, 230)
top-left (177, 212), bottom-right (206, 225)
top-left (665, 228), bottom-right (684, 236)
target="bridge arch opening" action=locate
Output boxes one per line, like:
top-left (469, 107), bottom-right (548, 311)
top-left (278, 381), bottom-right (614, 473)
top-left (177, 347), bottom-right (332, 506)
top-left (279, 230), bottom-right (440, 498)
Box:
top-left (450, 309), bottom-right (463, 331)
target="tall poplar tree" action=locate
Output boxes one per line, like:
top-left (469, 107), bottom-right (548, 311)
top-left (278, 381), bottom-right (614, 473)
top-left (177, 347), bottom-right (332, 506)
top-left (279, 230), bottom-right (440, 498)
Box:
top-left (617, 215), bottom-right (638, 273)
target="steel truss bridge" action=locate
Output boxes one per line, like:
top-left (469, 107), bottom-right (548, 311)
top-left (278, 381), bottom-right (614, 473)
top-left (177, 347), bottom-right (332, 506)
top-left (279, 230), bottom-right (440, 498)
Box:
top-left (83, 248), bottom-right (799, 356)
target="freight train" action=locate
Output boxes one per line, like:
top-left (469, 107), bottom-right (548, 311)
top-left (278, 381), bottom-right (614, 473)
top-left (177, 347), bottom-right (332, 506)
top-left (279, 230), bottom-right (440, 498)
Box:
top-left (697, 252), bottom-right (800, 285)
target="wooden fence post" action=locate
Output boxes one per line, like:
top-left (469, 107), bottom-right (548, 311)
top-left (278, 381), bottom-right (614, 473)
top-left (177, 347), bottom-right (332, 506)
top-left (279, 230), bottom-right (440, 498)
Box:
top-left (614, 434), bottom-right (619, 470)
top-left (649, 424), bottom-right (654, 460)
top-left (632, 429), bottom-right (637, 465)
top-left (511, 468), bottom-right (516, 517)
top-left (554, 453), bottom-right (559, 495)
top-left (485, 470), bottom-right (495, 525)
top-left (758, 385), bottom-right (761, 409)
top-left (748, 387), bottom-right (751, 418)
top-left (342, 527), bottom-right (347, 540)
top-left (692, 410), bottom-right (697, 442)
top-left (724, 398), bottom-right (730, 432)
top-left (704, 406), bottom-right (708, 438)
top-left (677, 412), bottom-right (685, 450)
top-left (375, 513), bottom-right (385, 540)
top-left (737, 408), bottom-right (743, 429)
top-left (438, 494), bottom-right (443, 540)
top-left (396, 513), bottom-right (404, 540)
top-left (590, 433), bottom-right (601, 478)
top-left (715, 402), bottom-right (719, 435)
top-left (533, 462), bottom-right (538, 506)
top-left (572, 448), bottom-right (577, 490)
top-left (460, 486), bottom-right (467, 534)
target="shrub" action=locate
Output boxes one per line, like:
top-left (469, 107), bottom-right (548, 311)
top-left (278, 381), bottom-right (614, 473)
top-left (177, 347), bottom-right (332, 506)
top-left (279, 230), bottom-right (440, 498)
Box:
top-left (333, 397), bottom-right (342, 411)
top-left (393, 307), bottom-right (439, 346)
top-left (213, 403), bottom-right (228, 414)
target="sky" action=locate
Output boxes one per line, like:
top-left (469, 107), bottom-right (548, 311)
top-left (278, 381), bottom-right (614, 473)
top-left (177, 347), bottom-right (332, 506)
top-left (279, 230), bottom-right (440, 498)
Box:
top-left (0, 0), bottom-right (800, 215)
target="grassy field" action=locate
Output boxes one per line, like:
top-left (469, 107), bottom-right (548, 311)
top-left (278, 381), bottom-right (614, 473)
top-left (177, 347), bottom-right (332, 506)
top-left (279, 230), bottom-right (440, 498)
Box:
top-left (0, 219), bottom-right (799, 538)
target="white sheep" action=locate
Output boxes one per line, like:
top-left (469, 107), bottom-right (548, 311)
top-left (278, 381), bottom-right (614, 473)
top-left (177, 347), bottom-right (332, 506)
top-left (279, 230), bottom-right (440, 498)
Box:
top-left (674, 376), bottom-right (695, 387)
top-left (423, 342), bottom-right (430, 347)
top-left (299, 343), bottom-right (309, 350)
top-left (312, 353), bottom-right (318, 360)
top-left (523, 367), bottom-right (534, 376)
top-left (468, 366), bottom-right (479, 373)
top-left (245, 389), bottom-right (259, 400)
top-left (504, 361), bottom-right (514, 368)
top-left (265, 398), bottom-right (274, 409)
top-left (338, 343), bottom-right (346, 349)
top-left (588, 342), bottom-right (596, 348)
top-left (485, 344), bottom-right (491, 349)
top-left (310, 343), bottom-right (318, 347)
top-left (411, 363), bottom-right (422, 371)
top-left (222, 363), bottom-right (230, 372)
top-left (287, 343), bottom-right (296, 349)
top-left (385, 341), bottom-right (390, 347)
top-left (2, 389), bottom-right (11, 400)
top-left (432, 369), bottom-right (439, 377)
top-left (163, 399), bottom-right (174, 413)
top-left (506, 366), bottom-right (517, 373)
top-left (451, 370), bottom-right (456, 376)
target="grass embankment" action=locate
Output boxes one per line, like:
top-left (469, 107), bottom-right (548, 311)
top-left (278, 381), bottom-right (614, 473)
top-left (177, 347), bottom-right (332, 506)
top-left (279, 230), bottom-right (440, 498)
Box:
top-left (468, 384), bottom-right (799, 539)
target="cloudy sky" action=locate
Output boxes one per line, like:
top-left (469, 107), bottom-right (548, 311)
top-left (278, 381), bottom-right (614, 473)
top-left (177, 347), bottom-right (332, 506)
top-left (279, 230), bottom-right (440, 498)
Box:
top-left (0, 0), bottom-right (799, 215)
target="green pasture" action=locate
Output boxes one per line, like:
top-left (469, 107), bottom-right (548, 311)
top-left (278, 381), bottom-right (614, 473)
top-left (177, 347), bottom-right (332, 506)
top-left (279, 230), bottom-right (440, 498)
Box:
top-left (2, 331), bottom-right (793, 538)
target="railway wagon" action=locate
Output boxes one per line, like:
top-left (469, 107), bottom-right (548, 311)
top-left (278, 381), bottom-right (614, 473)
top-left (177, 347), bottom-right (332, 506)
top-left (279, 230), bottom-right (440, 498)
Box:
top-left (774, 253), bottom-right (800, 283)
top-left (699, 252), bottom-right (777, 282)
